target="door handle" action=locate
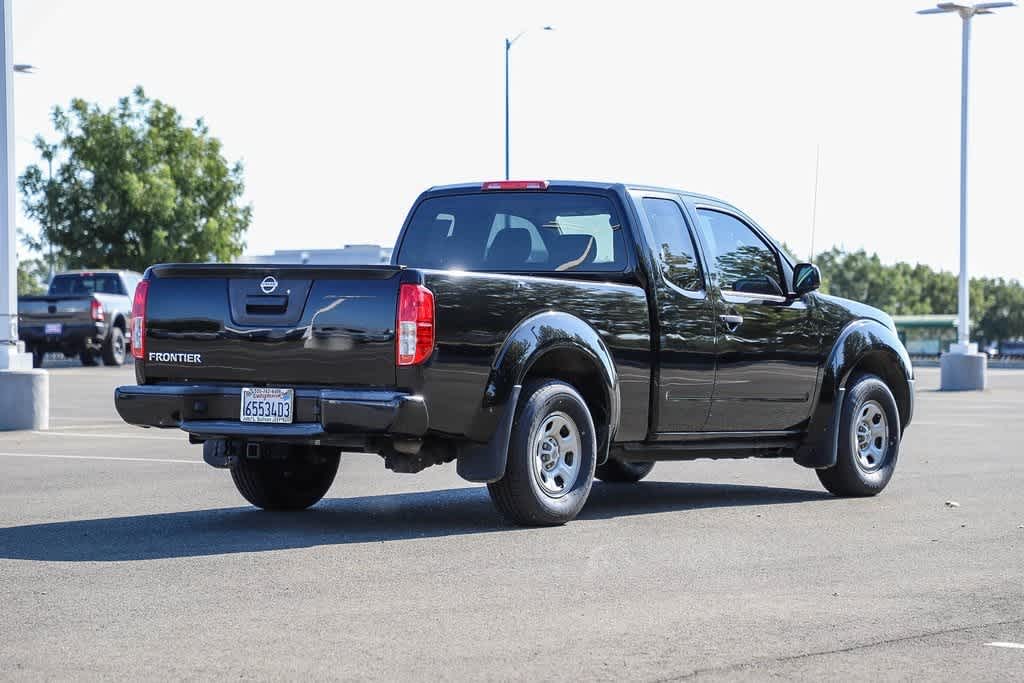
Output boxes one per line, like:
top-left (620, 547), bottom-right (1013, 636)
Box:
top-left (719, 314), bottom-right (743, 329)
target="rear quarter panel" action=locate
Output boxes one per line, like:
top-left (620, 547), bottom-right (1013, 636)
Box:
top-left (420, 270), bottom-right (652, 441)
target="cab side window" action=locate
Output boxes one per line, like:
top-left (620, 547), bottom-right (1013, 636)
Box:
top-left (696, 209), bottom-right (784, 297)
top-left (641, 198), bottom-right (702, 292)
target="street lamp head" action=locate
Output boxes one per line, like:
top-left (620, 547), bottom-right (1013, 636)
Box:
top-left (917, 1), bottom-right (1015, 15)
top-left (507, 25), bottom-right (556, 48)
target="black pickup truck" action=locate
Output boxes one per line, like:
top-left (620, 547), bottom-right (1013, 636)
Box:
top-left (115, 180), bottom-right (914, 525)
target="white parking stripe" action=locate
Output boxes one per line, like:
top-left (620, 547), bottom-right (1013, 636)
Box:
top-left (986, 642), bottom-right (1024, 650)
top-left (50, 422), bottom-right (130, 431)
top-left (25, 430), bottom-right (181, 441)
top-left (0, 451), bottom-right (199, 464)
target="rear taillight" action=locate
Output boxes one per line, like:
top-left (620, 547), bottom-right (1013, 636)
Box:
top-left (90, 299), bottom-right (104, 321)
top-left (131, 281), bottom-right (149, 360)
top-left (396, 283), bottom-right (434, 366)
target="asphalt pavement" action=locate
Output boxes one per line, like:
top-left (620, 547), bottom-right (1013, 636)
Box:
top-left (0, 363), bottom-right (1022, 680)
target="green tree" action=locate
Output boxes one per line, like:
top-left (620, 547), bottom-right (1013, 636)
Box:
top-left (814, 247), bottom-right (1024, 343)
top-left (18, 86), bottom-right (251, 272)
top-left (17, 258), bottom-right (47, 296)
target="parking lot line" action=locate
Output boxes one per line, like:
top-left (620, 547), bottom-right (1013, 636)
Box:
top-left (986, 642), bottom-right (1024, 650)
top-left (25, 430), bottom-right (182, 441)
top-left (50, 422), bottom-right (133, 431)
top-left (0, 451), bottom-right (199, 464)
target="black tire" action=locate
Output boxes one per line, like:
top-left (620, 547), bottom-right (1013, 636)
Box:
top-left (102, 326), bottom-right (126, 366)
top-left (817, 374), bottom-right (901, 497)
top-left (30, 348), bottom-right (44, 368)
top-left (79, 351), bottom-right (99, 366)
top-left (230, 446), bottom-right (340, 510)
top-left (487, 379), bottom-right (598, 526)
top-left (595, 458), bottom-right (655, 483)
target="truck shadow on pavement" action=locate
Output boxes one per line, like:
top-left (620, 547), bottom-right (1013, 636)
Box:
top-left (0, 481), bottom-right (830, 562)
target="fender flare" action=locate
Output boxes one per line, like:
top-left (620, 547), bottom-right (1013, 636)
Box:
top-left (795, 318), bottom-right (914, 469)
top-left (456, 311), bottom-right (621, 483)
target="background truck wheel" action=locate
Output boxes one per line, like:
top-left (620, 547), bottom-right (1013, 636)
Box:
top-left (595, 458), bottom-right (654, 483)
top-left (79, 351), bottom-right (99, 366)
top-left (487, 379), bottom-right (597, 526)
top-left (102, 326), bottom-right (126, 366)
top-left (230, 446), bottom-right (340, 510)
top-left (30, 347), bottom-right (44, 368)
top-left (817, 374), bottom-right (901, 497)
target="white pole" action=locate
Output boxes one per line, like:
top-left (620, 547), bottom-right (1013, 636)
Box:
top-left (0, 0), bottom-right (18, 356)
top-left (0, 0), bottom-right (45, 431)
top-left (956, 12), bottom-right (971, 349)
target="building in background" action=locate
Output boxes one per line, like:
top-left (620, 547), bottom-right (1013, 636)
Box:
top-left (238, 244), bottom-right (392, 265)
top-left (893, 314), bottom-right (957, 357)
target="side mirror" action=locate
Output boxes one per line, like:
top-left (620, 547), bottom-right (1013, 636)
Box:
top-left (792, 263), bottom-right (821, 296)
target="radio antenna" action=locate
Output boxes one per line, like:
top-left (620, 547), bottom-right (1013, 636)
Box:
top-left (809, 144), bottom-right (820, 261)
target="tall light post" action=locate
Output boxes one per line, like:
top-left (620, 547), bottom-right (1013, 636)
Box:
top-left (918, 1), bottom-right (1015, 391)
top-left (0, 0), bottom-right (48, 430)
top-left (505, 26), bottom-right (553, 180)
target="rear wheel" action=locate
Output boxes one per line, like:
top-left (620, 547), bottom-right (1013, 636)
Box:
top-left (595, 458), bottom-right (654, 483)
top-left (102, 326), bottom-right (126, 366)
top-left (817, 374), bottom-right (901, 497)
top-left (487, 380), bottom-right (597, 526)
top-left (30, 347), bottom-right (44, 368)
top-left (230, 446), bottom-right (340, 510)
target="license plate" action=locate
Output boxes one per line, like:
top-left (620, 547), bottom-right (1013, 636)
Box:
top-left (240, 387), bottom-right (294, 424)
top-left (44, 323), bottom-right (62, 336)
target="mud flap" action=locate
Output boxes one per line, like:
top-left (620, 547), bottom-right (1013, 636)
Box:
top-left (794, 387), bottom-right (845, 469)
top-left (456, 385), bottom-right (521, 483)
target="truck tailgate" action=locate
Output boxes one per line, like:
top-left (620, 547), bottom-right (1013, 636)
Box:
top-left (18, 296), bottom-right (95, 324)
top-left (143, 264), bottom-right (402, 386)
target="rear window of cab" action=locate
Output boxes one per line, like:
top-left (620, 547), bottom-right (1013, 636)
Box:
top-left (395, 193), bottom-right (627, 273)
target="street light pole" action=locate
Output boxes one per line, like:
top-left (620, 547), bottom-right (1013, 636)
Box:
top-left (918, 1), bottom-right (1015, 390)
top-left (0, 0), bottom-right (48, 431)
top-left (505, 37), bottom-right (511, 180)
top-left (957, 10), bottom-right (971, 350)
top-left (504, 26), bottom-right (553, 180)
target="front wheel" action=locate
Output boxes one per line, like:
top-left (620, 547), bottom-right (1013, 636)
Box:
top-left (231, 446), bottom-right (340, 510)
top-left (487, 380), bottom-right (597, 526)
top-left (816, 374), bottom-right (901, 497)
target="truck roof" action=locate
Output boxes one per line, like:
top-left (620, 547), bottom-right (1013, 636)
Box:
top-left (52, 269), bottom-right (141, 276)
top-left (424, 180), bottom-right (733, 208)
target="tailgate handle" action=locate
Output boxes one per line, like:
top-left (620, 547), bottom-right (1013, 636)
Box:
top-left (245, 295), bottom-right (289, 314)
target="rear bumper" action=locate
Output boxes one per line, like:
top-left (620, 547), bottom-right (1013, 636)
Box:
top-left (20, 322), bottom-right (106, 352)
top-left (114, 384), bottom-right (429, 443)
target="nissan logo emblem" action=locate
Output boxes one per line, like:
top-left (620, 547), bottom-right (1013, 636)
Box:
top-left (260, 276), bottom-right (279, 294)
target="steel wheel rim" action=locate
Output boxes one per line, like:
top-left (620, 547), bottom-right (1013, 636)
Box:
top-left (113, 333), bottom-right (125, 361)
top-left (853, 399), bottom-right (888, 471)
top-left (530, 410), bottom-right (582, 499)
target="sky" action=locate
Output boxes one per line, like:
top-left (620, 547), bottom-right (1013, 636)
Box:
top-left (10, 0), bottom-right (1024, 280)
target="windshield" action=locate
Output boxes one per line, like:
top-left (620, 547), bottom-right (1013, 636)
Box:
top-left (48, 273), bottom-right (124, 296)
top-left (395, 192), bottom-right (627, 272)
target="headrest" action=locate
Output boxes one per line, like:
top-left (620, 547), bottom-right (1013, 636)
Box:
top-left (487, 228), bottom-right (533, 266)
